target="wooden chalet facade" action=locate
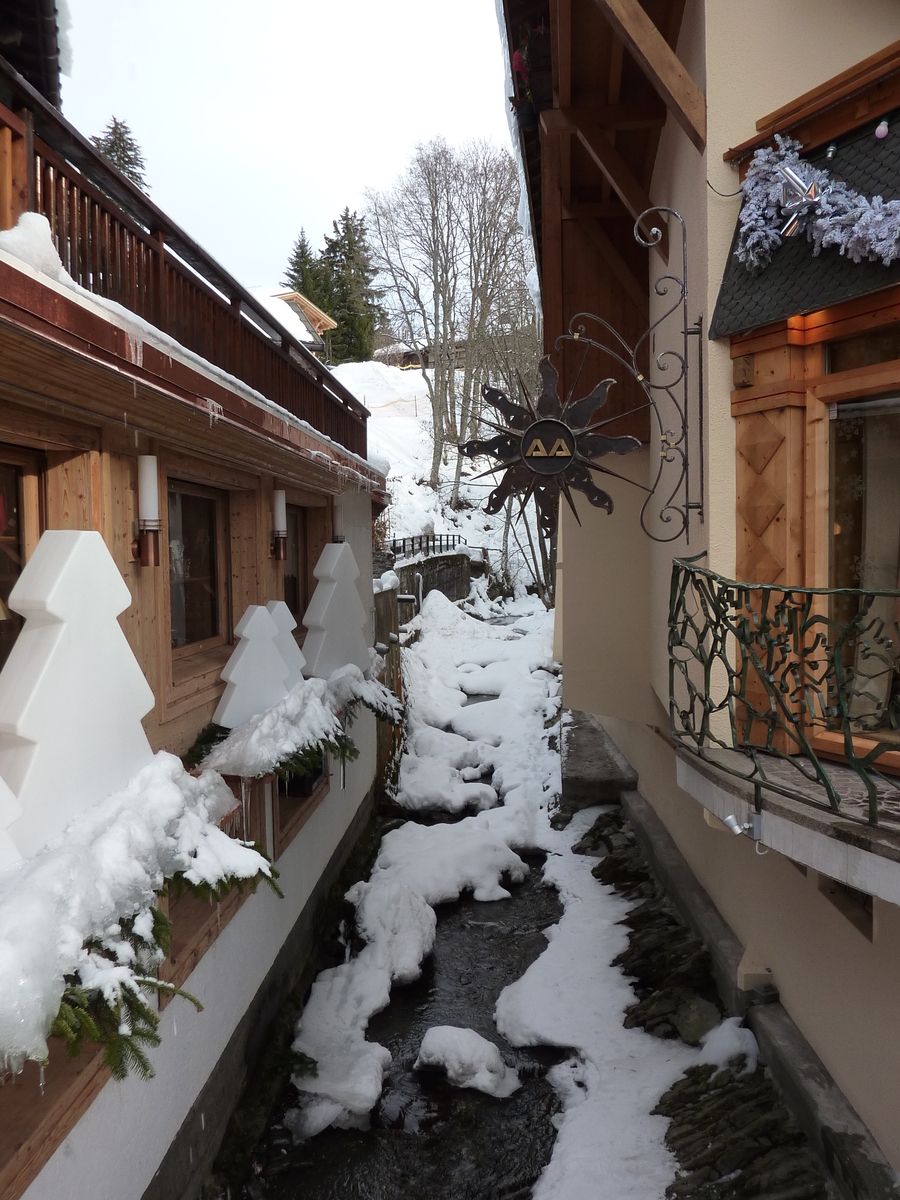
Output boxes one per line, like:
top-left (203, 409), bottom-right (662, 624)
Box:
top-left (0, 31), bottom-right (390, 1200)
top-left (501, 0), bottom-right (900, 1192)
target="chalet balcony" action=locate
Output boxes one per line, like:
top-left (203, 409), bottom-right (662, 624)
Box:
top-left (666, 559), bottom-right (900, 913)
top-left (0, 57), bottom-right (367, 458)
top-left (669, 558), bottom-right (900, 830)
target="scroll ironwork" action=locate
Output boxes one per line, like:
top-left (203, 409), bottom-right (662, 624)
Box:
top-left (669, 558), bottom-right (900, 826)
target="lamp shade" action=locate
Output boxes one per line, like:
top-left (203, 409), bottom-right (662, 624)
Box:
top-left (273, 489), bottom-right (287, 536)
top-left (137, 456), bottom-right (160, 530)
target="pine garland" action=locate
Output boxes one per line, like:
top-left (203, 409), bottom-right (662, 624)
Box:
top-left (735, 135), bottom-right (900, 271)
top-left (49, 865), bottom-right (281, 1080)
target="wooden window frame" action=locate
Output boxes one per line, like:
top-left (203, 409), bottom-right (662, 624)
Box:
top-left (0, 443), bottom-right (43, 562)
top-left (731, 310), bottom-right (900, 777)
top-left (274, 767), bottom-right (330, 861)
top-left (167, 479), bottom-right (230, 661)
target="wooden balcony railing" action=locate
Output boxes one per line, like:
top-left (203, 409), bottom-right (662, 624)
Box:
top-left (0, 57), bottom-right (367, 459)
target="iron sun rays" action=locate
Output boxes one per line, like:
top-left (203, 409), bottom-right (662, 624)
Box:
top-left (458, 356), bottom-right (641, 539)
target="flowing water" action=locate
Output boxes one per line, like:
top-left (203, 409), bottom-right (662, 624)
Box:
top-left (245, 850), bottom-right (567, 1200)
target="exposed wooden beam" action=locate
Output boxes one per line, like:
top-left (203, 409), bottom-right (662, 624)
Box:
top-left (557, 0), bottom-right (572, 107)
top-left (570, 100), bottom-right (667, 130)
top-left (592, 0), bottom-right (706, 152)
top-left (583, 218), bottom-right (649, 319)
top-left (542, 108), bottom-right (668, 260)
top-left (562, 201), bottom-right (630, 220)
top-left (602, 37), bottom-right (625, 202)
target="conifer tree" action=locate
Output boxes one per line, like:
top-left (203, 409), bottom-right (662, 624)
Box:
top-left (282, 229), bottom-right (333, 313)
top-left (90, 117), bottom-right (148, 190)
top-left (322, 209), bottom-right (381, 364)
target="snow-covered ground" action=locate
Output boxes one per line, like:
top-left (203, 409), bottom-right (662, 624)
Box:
top-left (285, 589), bottom-right (758, 1196)
top-left (332, 361), bottom-right (545, 592)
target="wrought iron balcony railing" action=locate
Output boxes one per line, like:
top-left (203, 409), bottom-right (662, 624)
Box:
top-left (669, 558), bottom-right (900, 827)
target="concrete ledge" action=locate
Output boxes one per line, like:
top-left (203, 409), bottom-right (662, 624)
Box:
top-left (623, 790), bottom-right (900, 1200)
top-left (141, 785), bottom-right (378, 1200)
top-left (561, 711), bottom-right (638, 810)
top-left (677, 753), bottom-right (900, 908)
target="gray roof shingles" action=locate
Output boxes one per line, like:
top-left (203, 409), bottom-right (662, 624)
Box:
top-left (709, 110), bottom-right (900, 340)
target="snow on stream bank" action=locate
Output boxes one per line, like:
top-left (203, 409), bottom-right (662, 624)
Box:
top-left (287, 590), bottom-right (754, 1196)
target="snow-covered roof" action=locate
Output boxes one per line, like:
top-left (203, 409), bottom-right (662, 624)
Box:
top-left (251, 288), bottom-right (319, 345)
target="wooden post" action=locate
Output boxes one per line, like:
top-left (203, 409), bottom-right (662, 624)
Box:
top-left (0, 125), bottom-right (13, 230)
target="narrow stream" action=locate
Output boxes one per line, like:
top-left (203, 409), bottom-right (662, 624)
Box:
top-left (246, 848), bottom-right (567, 1200)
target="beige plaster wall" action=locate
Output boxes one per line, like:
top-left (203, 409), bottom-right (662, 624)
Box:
top-left (562, 0), bottom-right (900, 716)
top-left (562, 0), bottom-right (900, 1167)
top-left (601, 708), bottom-right (900, 1170)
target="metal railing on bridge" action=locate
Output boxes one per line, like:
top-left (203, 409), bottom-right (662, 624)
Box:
top-left (390, 535), bottom-right (463, 558)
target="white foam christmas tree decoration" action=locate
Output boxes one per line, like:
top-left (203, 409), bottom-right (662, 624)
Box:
top-left (266, 600), bottom-right (307, 690)
top-left (0, 530), bottom-right (155, 863)
top-left (302, 543), bottom-right (371, 679)
top-left (214, 605), bottom-right (290, 729)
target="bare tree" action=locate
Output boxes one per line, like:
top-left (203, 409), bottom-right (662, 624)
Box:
top-left (366, 140), bottom-right (462, 487)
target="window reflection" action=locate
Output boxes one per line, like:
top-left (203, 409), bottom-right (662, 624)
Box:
top-left (169, 489), bottom-right (219, 648)
top-left (283, 505), bottom-right (308, 621)
top-left (0, 464), bottom-right (23, 672)
top-left (831, 397), bottom-right (900, 736)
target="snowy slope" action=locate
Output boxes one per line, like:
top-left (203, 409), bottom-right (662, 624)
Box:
top-left (332, 361), bottom-right (543, 592)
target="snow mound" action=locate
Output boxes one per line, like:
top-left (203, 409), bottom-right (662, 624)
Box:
top-left (698, 1017), bottom-right (759, 1076)
top-left (0, 753), bottom-right (268, 1071)
top-left (204, 665), bottom-right (401, 777)
top-left (288, 880), bottom-right (436, 1137)
top-left (372, 818), bottom-right (527, 903)
top-left (414, 1026), bottom-right (520, 1097)
top-left (0, 213), bottom-right (72, 284)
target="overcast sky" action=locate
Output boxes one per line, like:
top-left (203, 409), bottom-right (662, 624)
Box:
top-left (60, 0), bottom-right (513, 291)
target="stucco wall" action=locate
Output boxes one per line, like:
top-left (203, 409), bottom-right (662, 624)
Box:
top-left (561, 0), bottom-right (900, 1170)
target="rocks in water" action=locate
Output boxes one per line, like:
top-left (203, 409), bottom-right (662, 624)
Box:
top-left (580, 807), bottom-right (835, 1200)
top-left (654, 1062), bottom-right (832, 1199)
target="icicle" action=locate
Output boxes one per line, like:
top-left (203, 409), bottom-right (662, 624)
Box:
top-left (38, 1064), bottom-right (44, 1096)
top-left (240, 777), bottom-right (248, 841)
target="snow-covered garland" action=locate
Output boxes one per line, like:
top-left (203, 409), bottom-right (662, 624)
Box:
top-left (736, 135), bottom-right (900, 271)
top-left (0, 667), bottom-right (401, 1083)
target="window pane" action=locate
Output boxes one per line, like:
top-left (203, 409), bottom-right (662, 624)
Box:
top-left (0, 464), bottom-right (24, 672)
top-left (169, 490), bottom-right (219, 648)
top-left (831, 399), bottom-right (900, 735)
top-left (284, 505), bottom-right (307, 619)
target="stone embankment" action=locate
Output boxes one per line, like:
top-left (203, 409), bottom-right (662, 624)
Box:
top-left (582, 809), bottom-right (834, 1200)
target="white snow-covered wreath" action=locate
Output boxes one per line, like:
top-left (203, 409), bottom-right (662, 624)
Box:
top-left (736, 135), bottom-right (900, 271)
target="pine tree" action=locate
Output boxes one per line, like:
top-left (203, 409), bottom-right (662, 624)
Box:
top-left (90, 117), bottom-right (148, 190)
top-left (322, 209), bottom-right (381, 364)
top-left (282, 229), bottom-right (333, 313)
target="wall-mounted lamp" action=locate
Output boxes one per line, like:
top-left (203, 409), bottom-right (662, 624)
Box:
top-left (132, 455), bottom-right (160, 567)
top-left (876, 118), bottom-right (890, 140)
top-left (271, 489), bottom-right (287, 560)
top-left (723, 813), bottom-right (761, 840)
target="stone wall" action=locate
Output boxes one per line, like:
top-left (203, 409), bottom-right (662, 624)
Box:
top-left (396, 553), bottom-right (471, 606)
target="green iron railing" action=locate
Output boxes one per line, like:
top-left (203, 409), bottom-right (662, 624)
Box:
top-left (669, 558), bottom-right (900, 826)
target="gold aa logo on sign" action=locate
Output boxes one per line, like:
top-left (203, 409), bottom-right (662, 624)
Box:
top-left (525, 438), bottom-right (571, 458)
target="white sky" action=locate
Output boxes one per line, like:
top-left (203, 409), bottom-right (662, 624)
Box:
top-left (60, 0), bottom-right (513, 291)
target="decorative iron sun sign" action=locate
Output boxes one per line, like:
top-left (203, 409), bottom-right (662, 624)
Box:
top-left (458, 356), bottom-right (641, 539)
